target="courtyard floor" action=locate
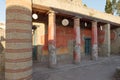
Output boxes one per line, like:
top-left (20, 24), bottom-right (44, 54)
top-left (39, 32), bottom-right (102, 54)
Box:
top-left (33, 55), bottom-right (120, 80)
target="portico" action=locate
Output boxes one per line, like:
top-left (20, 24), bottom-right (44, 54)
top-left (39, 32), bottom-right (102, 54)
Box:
top-left (5, 0), bottom-right (120, 80)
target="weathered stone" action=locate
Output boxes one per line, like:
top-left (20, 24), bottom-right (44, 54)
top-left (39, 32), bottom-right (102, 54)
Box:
top-left (48, 11), bottom-right (57, 68)
top-left (0, 43), bottom-right (4, 54)
top-left (0, 54), bottom-right (4, 80)
top-left (114, 67), bottom-right (120, 80)
top-left (91, 21), bottom-right (98, 60)
top-left (99, 24), bottom-right (111, 57)
top-left (73, 18), bottom-right (81, 64)
top-left (6, 0), bottom-right (32, 79)
top-left (48, 43), bottom-right (57, 68)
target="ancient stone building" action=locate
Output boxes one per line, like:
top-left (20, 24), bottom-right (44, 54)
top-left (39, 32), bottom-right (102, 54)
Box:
top-left (5, 0), bottom-right (120, 79)
top-left (0, 23), bottom-right (5, 80)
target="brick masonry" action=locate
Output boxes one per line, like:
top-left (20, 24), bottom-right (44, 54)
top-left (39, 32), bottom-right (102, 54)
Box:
top-left (6, 0), bottom-right (32, 80)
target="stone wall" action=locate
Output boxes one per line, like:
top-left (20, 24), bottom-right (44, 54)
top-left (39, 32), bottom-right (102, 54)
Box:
top-left (98, 24), bottom-right (111, 56)
top-left (111, 28), bottom-right (120, 55)
top-left (96, 26), bottom-right (120, 56)
top-left (0, 28), bottom-right (5, 79)
top-left (98, 27), bottom-right (120, 55)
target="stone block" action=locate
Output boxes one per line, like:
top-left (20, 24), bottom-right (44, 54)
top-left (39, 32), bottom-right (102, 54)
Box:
top-left (114, 67), bottom-right (120, 80)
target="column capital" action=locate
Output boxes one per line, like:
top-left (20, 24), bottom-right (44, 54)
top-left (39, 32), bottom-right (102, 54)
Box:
top-left (104, 23), bottom-right (111, 26)
top-left (91, 20), bottom-right (98, 23)
top-left (74, 17), bottom-right (80, 27)
top-left (91, 21), bottom-right (97, 27)
top-left (73, 16), bottom-right (82, 19)
top-left (47, 10), bottom-right (57, 14)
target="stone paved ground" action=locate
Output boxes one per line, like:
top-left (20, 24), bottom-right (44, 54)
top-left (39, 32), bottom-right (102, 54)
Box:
top-left (33, 55), bottom-right (120, 80)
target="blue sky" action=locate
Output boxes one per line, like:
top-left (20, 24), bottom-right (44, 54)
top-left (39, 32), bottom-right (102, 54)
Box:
top-left (0, 0), bottom-right (106, 23)
top-left (82, 0), bottom-right (106, 12)
top-left (0, 0), bottom-right (5, 23)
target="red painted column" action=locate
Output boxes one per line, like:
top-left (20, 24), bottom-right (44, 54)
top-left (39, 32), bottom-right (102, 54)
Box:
top-left (91, 21), bottom-right (98, 60)
top-left (48, 10), bottom-right (57, 68)
top-left (73, 17), bottom-right (81, 64)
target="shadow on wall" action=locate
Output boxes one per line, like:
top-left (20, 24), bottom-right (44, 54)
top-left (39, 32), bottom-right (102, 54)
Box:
top-left (32, 45), bottom-right (47, 63)
top-left (0, 41), bottom-right (5, 80)
top-left (0, 42), bottom-right (4, 54)
top-left (0, 36), bottom-right (5, 54)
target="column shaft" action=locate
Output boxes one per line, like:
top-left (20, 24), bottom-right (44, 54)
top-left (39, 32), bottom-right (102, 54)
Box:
top-left (6, 0), bottom-right (32, 80)
top-left (92, 21), bottom-right (98, 60)
top-left (73, 18), bottom-right (81, 64)
top-left (104, 24), bottom-right (111, 56)
top-left (48, 11), bottom-right (57, 68)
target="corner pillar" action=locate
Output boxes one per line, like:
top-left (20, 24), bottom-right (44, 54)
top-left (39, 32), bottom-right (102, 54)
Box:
top-left (6, 0), bottom-right (32, 80)
top-left (48, 11), bottom-right (57, 68)
top-left (73, 17), bottom-right (81, 64)
top-left (91, 21), bottom-right (98, 60)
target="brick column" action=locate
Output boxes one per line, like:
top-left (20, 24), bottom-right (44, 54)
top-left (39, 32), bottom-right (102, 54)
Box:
top-left (91, 21), bottom-right (98, 60)
top-left (73, 17), bottom-right (81, 64)
top-left (6, 0), bottom-right (32, 80)
top-left (48, 11), bottom-right (57, 68)
top-left (103, 24), bottom-right (111, 56)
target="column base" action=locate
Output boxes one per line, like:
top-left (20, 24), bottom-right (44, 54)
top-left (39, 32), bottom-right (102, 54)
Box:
top-left (73, 52), bottom-right (81, 64)
top-left (48, 41), bottom-right (57, 68)
top-left (92, 44), bottom-right (98, 60)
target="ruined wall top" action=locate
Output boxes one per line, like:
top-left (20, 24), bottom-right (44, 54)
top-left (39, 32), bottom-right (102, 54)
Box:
top-left (60, 0), bottom-right (82, 6)
top-left (33, 0), bottom-right (120, 25)
top-left (33, 0), bottom-right (82, 7)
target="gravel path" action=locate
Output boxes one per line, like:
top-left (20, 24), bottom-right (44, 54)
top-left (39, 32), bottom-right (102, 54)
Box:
top-left (33, 56), bottom-right (120, 80)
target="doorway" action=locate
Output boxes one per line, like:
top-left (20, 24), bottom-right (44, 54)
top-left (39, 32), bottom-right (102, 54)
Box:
top-left (85, 38), bottom-right (91, 56)
top-left (32, 25), bottom-right (37, 60)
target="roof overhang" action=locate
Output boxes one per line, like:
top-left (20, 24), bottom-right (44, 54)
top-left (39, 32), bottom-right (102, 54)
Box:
top-left (32, 0), bottom-right (120, 26)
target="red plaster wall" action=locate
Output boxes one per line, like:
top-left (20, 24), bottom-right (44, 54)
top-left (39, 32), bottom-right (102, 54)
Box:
top-left (42, 34), bottom-right (48, 50)
top-left (81, 29), bottom-right (92, 53)
top-left (83, 29), bottom-right (92, 38)
top-left (98, 30), bottom-right (115, 44)
top-left (56, 26), bottom-right (75, 48)
top-left (42, 26), bottom-right (75, 55)
top-left (42, 27), bottom-right (93, 55)
top-left (39, 25), bottom-right (114, 55)
top-left (111, 31), bottom-right (116, 41)
top-left (98, 30), bottom-right (105, 44)
top-left (56, 26), bottom-right (75, 55)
